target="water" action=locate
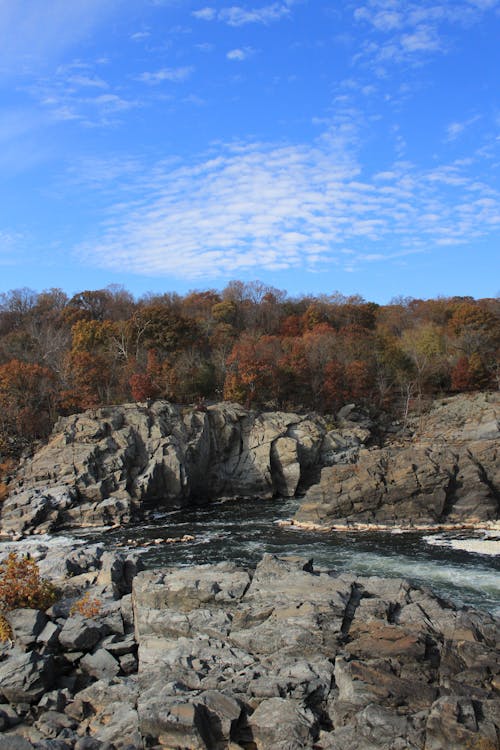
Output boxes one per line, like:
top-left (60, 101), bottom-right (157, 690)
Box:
top-left (74, 496), bottom-right (500, 616)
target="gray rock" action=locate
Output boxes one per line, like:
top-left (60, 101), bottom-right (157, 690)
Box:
top-left (0, 738), bottom-right (34, 750)
top-left (0, 649), bottom-right (54, 704)
top-left (80, 649), bottom-right (120, 680)
top-left (5, 609), bottom-right (48, 649)
top-left (296, 392), bottom-right (500, 528)
top-left (34, 711), bottom-right (77, 738)
top-left (37, 621), bottom-right (60, 649)
top-left (37, 689), bottom-right (71, 714)
top-left (270, 437), bottom-right (301, 496)
top-left (58, 615), bottom-right (102, 651)
top-left (247, 697), bottom-right (316, 749)
top-left (138, 692), bottom-right (210, 750)
top-left (0, 402), bottom-right (338, 535)
top-left (118, 654), bottom-right (137, 675)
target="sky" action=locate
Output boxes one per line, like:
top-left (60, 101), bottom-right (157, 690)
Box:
top-left (0, 0), bottom-right (499, 304)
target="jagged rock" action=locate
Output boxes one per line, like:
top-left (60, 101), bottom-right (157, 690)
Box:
top-left (0, 649), bottom-right (54, 704)
top-left (247, 697), bottom-right (316, 749)
top-left (0, 738), bottom-right (34, 750)
top-left (58, 615), bottom-right (103, 652)
top-left (295, 393), bottom-right (500, 527)
top-left (34, 711), bottom-right (77, 739)
top-left (0, 554), bottom-right (498, 749)
top-left (80, 649), bottom-right (120, 680)
top-left (5, 609), bottom-right (48, 650)
top-left (1, 402), bottom-right (365, 536)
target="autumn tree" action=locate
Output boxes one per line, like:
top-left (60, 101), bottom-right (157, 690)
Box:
top-left (0, 359), bottom-right (57, 444)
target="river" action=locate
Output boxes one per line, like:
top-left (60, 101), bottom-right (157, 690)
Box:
top-left (74, 496), bottom-right (500, 616)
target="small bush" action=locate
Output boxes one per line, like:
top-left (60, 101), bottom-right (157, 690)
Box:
top-left (0, 552), bottom-right (57, 613)
top-left (0, 614), bottom-right (12, 642)
top-left (70, 591), bottom-right (102, 618)
top-left (0, 457), bottom-right (17, 503)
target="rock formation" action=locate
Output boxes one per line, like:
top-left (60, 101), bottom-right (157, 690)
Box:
top-left (0, 553), bottom-right (498, 749)
top-left (294, 392), bottom-right (500, 529)
top-left (0, 402), bottom-right (368, 537)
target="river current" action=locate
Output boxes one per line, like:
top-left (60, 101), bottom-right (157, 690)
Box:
top-left (75, 496), bottom-right (500, 617)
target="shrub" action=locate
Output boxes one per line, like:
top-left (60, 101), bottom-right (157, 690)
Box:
top-left (0, 552), bottom-right (57, 612)
top-left (0, 457), bottom-right (17, 504)
top-left (70, 591), bottom-right (102, 618)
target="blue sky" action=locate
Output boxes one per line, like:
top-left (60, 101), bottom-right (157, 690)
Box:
top-left (1, 0), bottom-right (499, 303)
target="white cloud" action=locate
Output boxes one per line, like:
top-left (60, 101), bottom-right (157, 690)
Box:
top-left (192, 3), bottom-right (292, 26)
top-left (66, 74), bottom-right (108, 89)
top-left (192, 7), bottom-right (216, 21)
top-left (445, 115), bottom-right (481, 141)
top-left (29, 61), bottom-right (140, 127)
top-left (353, 0), bottom-right (498, 68)
top-left (76, 135), bottom-right (500, 279)
top-left (137, 66), bottom-right (194, 84)
top-left (130, 31), bottom-right (151, 41)
top-left (227, 47), bottom-right (255, 61)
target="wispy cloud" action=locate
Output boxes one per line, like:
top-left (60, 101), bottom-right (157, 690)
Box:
top-left (0, 0), bottom-right (123, 75)
top-left (0, 230), bottom-right (24, 265)
top-left (353, 0), bottom-right (499, 69)
top-left (77, 133), bottom-right (500, 279)
top-left (445, 115), bottom-right (481, 141)
top-left (137, 66), bottom-right (194, 84)
top-left (192, 7), bottom-right (217, 21)
top-left (192, 3), bottom-right (293, 26)
top-left (26, 60), bottom-right (140, 127)
top-left (227, 47), bottom-right (255, 61)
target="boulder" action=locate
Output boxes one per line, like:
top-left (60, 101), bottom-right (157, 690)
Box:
top-left (5, 609), bottom-right (48, 650)
top-left (1, 402), bottom-right (367, 536)
top-left (295, 392), bottom-right (500, 527)
top-left (58, 615), bottom-right (102, 651)
top-left (0, 649), bottom-right (54, 704)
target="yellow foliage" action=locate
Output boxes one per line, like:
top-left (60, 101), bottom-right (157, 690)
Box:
top-left (0, 613), bottom-right (12, 642)
top-left (70, 591), bottom-right (102, 618)
top-left (0, 458), bottom-right (17, 504)
top-left (0, 552), bottom-right (57, 641)
top-left (0, 552), bottom-right (57, 611)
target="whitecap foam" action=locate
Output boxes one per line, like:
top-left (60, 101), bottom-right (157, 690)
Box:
top-left (424, 534), bottom-right (500, 557)
top-left (0, 533), bottom-right (83, 556)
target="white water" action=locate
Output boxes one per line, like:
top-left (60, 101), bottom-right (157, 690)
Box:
top-left (3, 498), bottom-right (499, 616)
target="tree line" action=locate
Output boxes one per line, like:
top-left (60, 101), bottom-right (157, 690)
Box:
top-left (0, 281), bottom-right (498, 456)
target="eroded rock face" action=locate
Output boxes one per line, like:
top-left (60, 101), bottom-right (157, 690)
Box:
top-left (2, 402), bottom-right (360, 536)
top-left (295, 392), bottom-right (500, 528)
top-left (129, 554), bottom-right (500, 750)
top-left (0, 554), bottom-right (498, 749)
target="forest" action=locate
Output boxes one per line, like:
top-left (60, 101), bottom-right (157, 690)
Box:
top-left (0, 282), bottom-right (498, 459)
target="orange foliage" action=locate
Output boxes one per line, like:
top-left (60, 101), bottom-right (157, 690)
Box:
top-left (0, 553), bottom-right (57, 613)
top-left (70, 591), bottom-right (101, 618)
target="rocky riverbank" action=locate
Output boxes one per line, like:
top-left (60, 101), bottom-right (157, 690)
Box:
top-left (0, 551), bottom-right (498, 749)
top-left (0, 401), bottom-right (371, 538)
top-left (1, 393), bottom-right (498, 539)
top-left (294, 392), bottom-right (500, 529)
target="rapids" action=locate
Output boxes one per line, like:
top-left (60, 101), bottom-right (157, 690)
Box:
top-left (73, 496), bottom-right (500, 616)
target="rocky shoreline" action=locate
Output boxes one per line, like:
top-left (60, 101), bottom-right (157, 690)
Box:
top-left (0, 393), bottom-right (498, 748)
top-left (295, 392), bottom-right (499, 530)
top-left (0, 550), bottom-right (498, 750)
top-left (1, 392), bottom-right (499, 539)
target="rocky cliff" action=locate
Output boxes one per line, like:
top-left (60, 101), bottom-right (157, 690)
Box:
top-left (0, 401), bottom-right (369, 537)
top-left (294, 392), bottom-right (500, 529)
top-left (0, 552), bottom-right (498, 749)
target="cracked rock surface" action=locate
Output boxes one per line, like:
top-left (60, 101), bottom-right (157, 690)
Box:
top-left (1, 402), bottom-right (362, 537)
top-left (1, 553), bottom-right (499, 749)
top-left (295, 392), bottom-right (500, 528)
